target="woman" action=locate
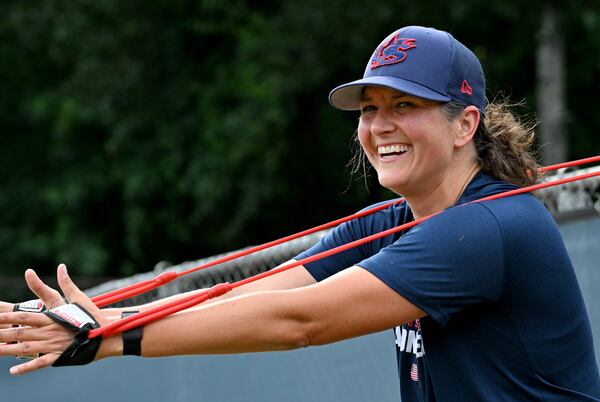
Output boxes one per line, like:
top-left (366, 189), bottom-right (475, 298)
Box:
top-left (1, 26), bottom-right (599, 401)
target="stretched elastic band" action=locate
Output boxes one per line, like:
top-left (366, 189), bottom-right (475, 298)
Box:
top-left (88, 166), bottom-right (600, 340)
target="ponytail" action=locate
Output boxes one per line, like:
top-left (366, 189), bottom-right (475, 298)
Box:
top-left (443, 100), bottom-right (540, 187)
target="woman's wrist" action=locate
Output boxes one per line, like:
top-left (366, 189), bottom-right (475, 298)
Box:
top-left (96, 333), bottom-right (123, 359)
top-left (95, 312), bottom-right (124, 359)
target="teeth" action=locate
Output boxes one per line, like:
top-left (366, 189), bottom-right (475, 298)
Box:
top-left (377, 144), bottom-right (410, 154)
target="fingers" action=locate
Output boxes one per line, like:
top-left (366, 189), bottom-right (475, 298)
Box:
top-left (0, 335), bottom-right (72, 357)
top-left (56, 264), bottom-right (90, 307)
top-left (10, 352), bottom-right (59, 375)
top-left (0, 311), bottom-right (53, 347)
top-left (0, 338), bottom-right (39, 356)
top-left (0, 302), bottom-right (15, 330)
top-left (0, 301), bottom-right (14, 313)
top-left (0, 311), bottom-right (51, 328)
top-left (0, 320), bottom-right (75, 363)
top-left (0, 326), bottom-right (52, 343)
top-left (24, 269), bottom-right (65, 309)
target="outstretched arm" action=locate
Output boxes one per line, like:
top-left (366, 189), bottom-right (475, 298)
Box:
top-left (0, 262), bottom-right (316, 372)
top-left (105, 265), bottom-right (425, 357)
top-left (0, 264), bottom-right (424, 374)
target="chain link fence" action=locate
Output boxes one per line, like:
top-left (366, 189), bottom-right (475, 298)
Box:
top-left (85, 230), bottom-right (330, 307)
top-left (535, 165), bottom-right (600, 219)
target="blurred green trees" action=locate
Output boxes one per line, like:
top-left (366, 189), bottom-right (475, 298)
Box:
top-left (0, 0), bottom-right (598, 286)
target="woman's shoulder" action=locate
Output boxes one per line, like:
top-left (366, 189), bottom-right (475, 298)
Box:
top-left (357, 197), bottom-right (413, 226)
top-left (359, 197), bottom-right (405, 212)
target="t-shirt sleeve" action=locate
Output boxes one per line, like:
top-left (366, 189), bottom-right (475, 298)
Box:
top-left (358, 203), bottom-right (504, 326)
top-left (295, 219), bottom-right (369, 282)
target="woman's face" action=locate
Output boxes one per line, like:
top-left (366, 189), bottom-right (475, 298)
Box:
top-left (357, 86), bottom-right (457, 196)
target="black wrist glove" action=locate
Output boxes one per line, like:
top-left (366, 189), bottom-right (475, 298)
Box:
top-left (44, 303), bottom-right (102, 367)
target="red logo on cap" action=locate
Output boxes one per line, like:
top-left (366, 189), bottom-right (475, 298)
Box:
top-left (461, 80), bottom-right (473, 95)
top-left (370, 35), bottom-right (417, 70)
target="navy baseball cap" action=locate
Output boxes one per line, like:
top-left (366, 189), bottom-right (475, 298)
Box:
top-left (329, 26), bottom-right (486, 112)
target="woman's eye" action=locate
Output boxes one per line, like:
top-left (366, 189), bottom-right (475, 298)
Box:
top-left (396, 101), bottom-right (414, 109)
top-left (360, 105), bottom-right (377, 114)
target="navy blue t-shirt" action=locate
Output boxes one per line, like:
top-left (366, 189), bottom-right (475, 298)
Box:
top-left (296, 172), bottom-right (600, 401)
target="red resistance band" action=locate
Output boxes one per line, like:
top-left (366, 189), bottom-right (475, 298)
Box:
top-left (91, 154), bottom-right (600, 308)
top-left (87, 156), bottom-right (600, 339)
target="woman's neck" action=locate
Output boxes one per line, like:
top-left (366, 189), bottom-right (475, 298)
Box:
top-left (406, 163), bottom-right (480, 220)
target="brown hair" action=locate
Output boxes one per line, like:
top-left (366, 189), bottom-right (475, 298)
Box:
top-left (442, 99), bottom-right (540, 186)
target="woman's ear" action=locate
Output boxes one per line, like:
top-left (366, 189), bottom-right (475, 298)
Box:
top-left (454, 106), bottom-right (480, 148)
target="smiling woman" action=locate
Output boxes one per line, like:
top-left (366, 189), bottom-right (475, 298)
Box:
top-left (0, 25), bottom-right (599, 402)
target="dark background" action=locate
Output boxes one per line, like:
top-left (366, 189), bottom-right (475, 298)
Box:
top-left (1, 0), bottom-right (599, 298)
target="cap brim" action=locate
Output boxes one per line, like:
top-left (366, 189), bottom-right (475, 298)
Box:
top-left (329, 76), bottom-right (451, 111)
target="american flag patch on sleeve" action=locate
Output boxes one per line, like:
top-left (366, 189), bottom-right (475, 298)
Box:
top-left (410, 363), bottom-right (419, 382)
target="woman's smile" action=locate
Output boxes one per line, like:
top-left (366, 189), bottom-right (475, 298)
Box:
top-left (377, 143), bottom-right (412, 162)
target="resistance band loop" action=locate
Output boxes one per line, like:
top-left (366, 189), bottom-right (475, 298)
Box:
top-left (88, 162), bottom-right (600, 339)
top-left (91, 154), bottom-right (600, 308)
top-left (91, 199), bottom-right (405, 307)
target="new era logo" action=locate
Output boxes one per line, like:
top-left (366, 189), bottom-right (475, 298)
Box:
top-left (461, 80), bottom-right (473, 95)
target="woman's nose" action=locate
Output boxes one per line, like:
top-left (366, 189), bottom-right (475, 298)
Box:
top-left (370, 110), bottom-right (395, 136)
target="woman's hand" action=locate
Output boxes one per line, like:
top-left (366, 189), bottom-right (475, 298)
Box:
top-left (0, 264), bottom-right (112, 375)
top-left (0, 267), bottom-right (67, 330)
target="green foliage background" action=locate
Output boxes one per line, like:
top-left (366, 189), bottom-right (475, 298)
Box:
top-left (0, 1), bottom-right (598, 286)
